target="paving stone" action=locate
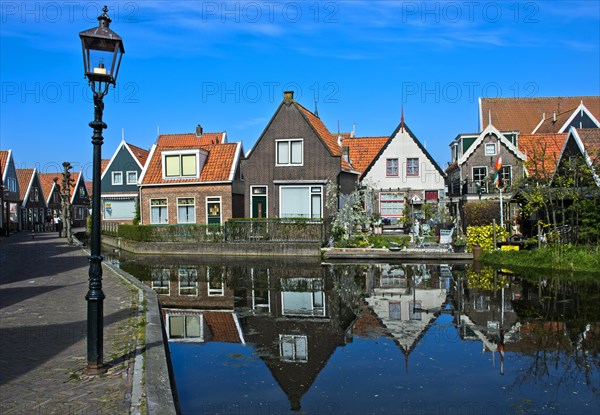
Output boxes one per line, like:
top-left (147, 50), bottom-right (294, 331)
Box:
top-left (0, 230), bottom-right (140, 414)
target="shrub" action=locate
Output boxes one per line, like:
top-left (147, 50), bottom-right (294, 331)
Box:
top-left (466, 224), bottom-right (509, 252)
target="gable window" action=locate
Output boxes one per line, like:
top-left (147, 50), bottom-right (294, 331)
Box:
top-left (165, 154), bottom-right (197, 178)
top-left (386, 158), bottom-right (399, 176)
top-left (409, 302), bottom-right (422, 320)
top-left (379, 192), bottom-right (404, 217)
top-left (112, 171), bottom-right (123, 185)
top-left (79, 186), bottom-right (86, 198)
top-left (177, 197), bottom-right (195, 224)
top-left (150, 198), bottom-right (168, 224)
top-left (276, 139), bottom-right (303, 166)
top-left (389, 302), bottom-right (401, 320)
top-left (280, 334), bottom-right (308, 362)
top-left (485, 143), bottom-right (497, 155)
top-left (407, 158), bottom-right (419, 176)
top-left (7, 177), bottom-right (16, 192)
top-left (126, 171), bottom-right (138, 185)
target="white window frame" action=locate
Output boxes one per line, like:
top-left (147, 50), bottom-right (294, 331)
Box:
top-left (386, 158), bottom-right (399, 177)
top-left (207, 266), bottom-right (225, 296)
top-left (177, 197), bottom-right (196, 224)
top-left (166, 314), bottom-right (203, 341)
top-left (162, 150), bottom-right (200, 179)
top-left (151, 268), bottom-right (170, 295)
top-left (485, 143), bottom-right (497, 156)
top-left (112, 171), bottom-right (123, 185)
top-left (406, 158), bottom-right (419, 177)
top-left (126, 170), bottom-right (138, 185)
top-left (276, 139), bottom-right (303, 166)
top-left (178, 267), bottom-right (198, 296)
top-left (279, 185), bottom-right (322, 219)
top-left (472, 166), bottom-right (488, 190)
top-left (279, 334), bottom-right (308, 362)
top-left (500, 165), bottom-right (512, 187)
top-left (379, 192), bottom-right (405, 217)
top-left (150, 198), bottom-right (168, 224)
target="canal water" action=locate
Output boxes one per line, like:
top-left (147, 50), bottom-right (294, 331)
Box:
top-left (108, 251), bottom-right (600, 415)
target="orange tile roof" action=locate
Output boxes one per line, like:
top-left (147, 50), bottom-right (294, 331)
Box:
top-left (534, 107), bottom-right (577, 134)
top-left (0, 150), bottom-right (9, 179)
top-left (16, 168), bottom-right (35, 200)
top-left (204, 312), bottom-right (241, 343)
top-left (127, 142), bottom-right (150, 166)
top-left (341, 136), bottom-right (388, 174)
top-left (157, 132), bottom-right (224, 148)
top-left (295, 102), bottom-right (356, 172)
top-left (38, 173), bottom-right (60, 203)
top-left (519, 133), bottom-right (567, 179)
top-left (141, 133), bottom-right (238, 185)
top-left (481, 96), bottom-right (600, 134)
top-left (575, 128), bottom-right (600, 169)
top-left (101, 159), bottom-right (110, 175)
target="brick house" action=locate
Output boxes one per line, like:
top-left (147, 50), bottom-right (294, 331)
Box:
top-left (343, 121), bottom-right (446, 222)
top-left (38, 173), bottom-right (64, 220)
top-left (100, 140), bottom-right (149, 223)
top-left (240, 91), bottom-right (360, 220)
top-left (138, 128), bottom-right (244, 225)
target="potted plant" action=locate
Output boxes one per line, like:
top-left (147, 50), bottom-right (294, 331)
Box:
top-left (453, 234), bottom-right (467, 253)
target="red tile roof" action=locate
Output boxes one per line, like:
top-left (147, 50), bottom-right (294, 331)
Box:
top-left (575, 128), bottom-right (600, 169)
top-left (0, 150), bottom-right (9, 179)
top-left (38, 173), bottom-right (60, 203)
top-left (141, 133), bottom-right (239, 185)
top-left (533, 108), bottom-right (577, 134)
top-left (101, 159), bottom-right (110, 175)
top-left (519, 133), bottom-right (567, 179)
top-left (127, 142), bottom-right (150, 167)
top-left (341, 136), bottom-right (388, 174)
top-left (480, 96), bottom-right (600, 134)
top-left (295, 103), bottom-right (356, 172)
top-left (16, 168), bottom-right (35, 200)
top-left (204, 312), bottom-right (241, 343)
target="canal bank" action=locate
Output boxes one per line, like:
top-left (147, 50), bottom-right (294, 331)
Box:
top-left (0, 230), bottom-right (177, 415)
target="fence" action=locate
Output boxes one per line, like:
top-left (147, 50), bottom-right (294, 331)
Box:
top-left (101, 218), bottom-right (325, 244)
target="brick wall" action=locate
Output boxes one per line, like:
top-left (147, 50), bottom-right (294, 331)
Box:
top-left (139, 183), bottom-right (234, 225)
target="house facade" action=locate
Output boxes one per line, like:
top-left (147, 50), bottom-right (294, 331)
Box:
top-left (16, 168), bottom-right (47, 231)
top-left (241, 91), bottom-right (359, 220)
top-left (39, 173), bottom-right (63, 220)
top-left (138, 129), bottom-right (244, 226)
top-left (101, 140), bottom-right (149, 223)
top-left (1, 150), bottom-right (20, 233)
top-left (68, 173), bottom-right (91, 228)
top-left (344, 122), bottom-right (446, 222)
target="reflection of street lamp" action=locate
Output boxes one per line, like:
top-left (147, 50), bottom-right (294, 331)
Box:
top-left (61, 162), bottom-right (74, 243)
top-left (79, 5), bottom-right (124, 373)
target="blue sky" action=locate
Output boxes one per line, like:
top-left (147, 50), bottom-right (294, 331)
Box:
top-left (1, 1), bottom-right (599, 178)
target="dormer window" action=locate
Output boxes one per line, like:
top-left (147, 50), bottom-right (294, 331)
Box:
top-left (162, 150), bottom-right (202, 179)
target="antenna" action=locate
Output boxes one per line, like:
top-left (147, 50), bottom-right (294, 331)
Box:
top-left (122, 128), bottom-right (125, 140)
top-left (488, 110), bottom-right (492, 126)
top-left (314, 93), bottom-right (319, 117)
top-left (401, 104), bottom-right (405, 132)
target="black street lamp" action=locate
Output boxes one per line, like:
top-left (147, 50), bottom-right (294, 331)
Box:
top-left (79, 5), bottom-right (124, 373)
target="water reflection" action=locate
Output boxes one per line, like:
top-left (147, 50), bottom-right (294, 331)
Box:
top-left (108, 250), bottom-right (600, 414)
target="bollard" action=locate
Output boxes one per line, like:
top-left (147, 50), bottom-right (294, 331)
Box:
top-left (472, 244), bottom-right (482, 261)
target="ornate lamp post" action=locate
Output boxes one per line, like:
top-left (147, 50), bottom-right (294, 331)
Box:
top-left (79, 5), bottom-right (124, 372)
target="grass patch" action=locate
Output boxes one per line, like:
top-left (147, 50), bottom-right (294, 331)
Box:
top-left (480, 244), bottom-right (600, 275)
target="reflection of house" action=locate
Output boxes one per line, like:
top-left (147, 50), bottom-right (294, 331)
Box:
top-left (138, 128), bottom-right (244, 225)
top-left (364, 264), bottom-right (447, 358)
top-left (101, 139), bottom-right (149, 223)
top-left (238, 265), bottom-right (356, 411)
top-left (162, 310), bottom-right (244, 344)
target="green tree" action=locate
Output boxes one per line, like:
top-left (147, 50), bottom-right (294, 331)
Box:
top-left (325, 180), bottom-right (370, 242)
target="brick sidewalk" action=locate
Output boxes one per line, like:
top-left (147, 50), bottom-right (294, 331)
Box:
top-left (0, 230), bottom-right (141, 415)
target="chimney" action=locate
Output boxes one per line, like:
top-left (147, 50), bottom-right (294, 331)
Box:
top-left (283, 90), bottom-right (294, 103)
top-left (351, 123), bottom-right (356, 138)
top-left (196, 124), bottom-right (203, 137)
top-left (553, 112), bottom-right (556, 123)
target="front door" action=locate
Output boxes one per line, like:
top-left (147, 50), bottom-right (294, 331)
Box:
top-left (251, 186), bottom-right (267, 218)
